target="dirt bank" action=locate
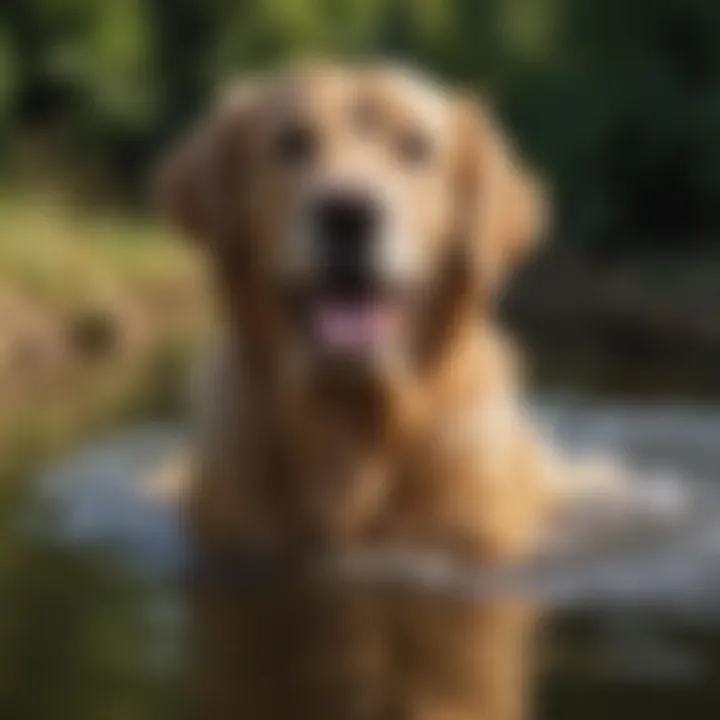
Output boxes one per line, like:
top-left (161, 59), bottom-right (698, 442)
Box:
top-left (506, 252), bottom-right (720, 396)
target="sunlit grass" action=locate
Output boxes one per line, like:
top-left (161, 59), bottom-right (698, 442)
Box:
top-left (0, 194), bottom-right (209, 483)
top-left (0, 340), bottom-right (194, 483)
top-left (0, 194), bottom-right (201, 314)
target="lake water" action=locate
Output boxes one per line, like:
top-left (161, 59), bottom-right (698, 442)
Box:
top-left (3, 396), bottom-right (720, 719)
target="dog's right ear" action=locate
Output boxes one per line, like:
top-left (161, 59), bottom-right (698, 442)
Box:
top-left (155, 81), bottom-right (261, 245)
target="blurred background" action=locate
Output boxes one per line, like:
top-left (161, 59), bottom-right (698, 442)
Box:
top-left (2, 2), bottom-right (720, 719)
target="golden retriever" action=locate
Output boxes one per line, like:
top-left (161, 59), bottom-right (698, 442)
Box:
top-left (158, 62), bottom-right (563, 561)
top-left (157, 62), bottom-right (615, 720)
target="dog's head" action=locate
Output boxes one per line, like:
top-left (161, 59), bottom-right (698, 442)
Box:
top-left (158, 64), bottom-right (546, 373)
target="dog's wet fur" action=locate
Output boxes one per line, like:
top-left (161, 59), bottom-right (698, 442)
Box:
top-left (158, 62), bottom-right (617, 720)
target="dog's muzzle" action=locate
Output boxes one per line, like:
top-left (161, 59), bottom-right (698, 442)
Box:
top-left (286, 188), bottom-right (408, 357)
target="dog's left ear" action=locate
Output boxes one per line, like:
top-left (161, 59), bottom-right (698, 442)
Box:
top-left (453, 97), bottom-right (549, 297)
top-left (154, 80), bottom-right (262, 247)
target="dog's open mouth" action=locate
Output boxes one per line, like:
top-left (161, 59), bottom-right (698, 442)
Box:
top-left (312, 295), bottom-right (401, 354)
top-left (285, 283), bottom-right (409, 356)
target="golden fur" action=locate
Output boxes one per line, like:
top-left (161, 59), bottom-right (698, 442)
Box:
top-left (157, 63), bottom-right (591, 720)
top-left (159, 63), bottom-right (555, 561)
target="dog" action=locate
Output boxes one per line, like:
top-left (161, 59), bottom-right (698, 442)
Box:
top-left (157, 62), bottom-right (570, 559)
top-left (157, 62), bottom-right (629, 720)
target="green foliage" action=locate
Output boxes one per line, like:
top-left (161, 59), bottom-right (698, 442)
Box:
top-left (1, 0), bottom-right (720, 248)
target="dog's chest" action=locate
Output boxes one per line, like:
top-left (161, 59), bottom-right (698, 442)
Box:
top-left (262, 424), bottom-right (393, 543)
top-left (259, 406), bottom-right (521, 552)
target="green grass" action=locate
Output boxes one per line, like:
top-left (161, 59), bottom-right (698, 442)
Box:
top-left (0, 194), bottom-right (202, 313)
top-left (0, 194), bottom-right (209, 483)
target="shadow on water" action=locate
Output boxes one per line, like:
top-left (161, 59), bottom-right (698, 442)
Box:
top-left (191, 569), bottom-right (538, 719)
top-left (542, 607), bottom-right (720, 720)
top-left (190, 570), bottom-right (720, 720)
top-left (0, 485), bottom-right (185, 720)
top-left (3, 385), bottom-right (720, 718)
top-left (0, 361), bottom-right (191, 720)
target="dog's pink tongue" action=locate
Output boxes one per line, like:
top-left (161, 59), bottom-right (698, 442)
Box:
top-left (315, 301), bottom-right (393, 353)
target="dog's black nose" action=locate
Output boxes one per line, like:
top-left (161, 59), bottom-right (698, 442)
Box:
top-left (313, 191), bottom-right (380, 277)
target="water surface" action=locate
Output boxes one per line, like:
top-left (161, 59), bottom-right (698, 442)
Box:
top-left (3, 397), bottom-right (720, 719)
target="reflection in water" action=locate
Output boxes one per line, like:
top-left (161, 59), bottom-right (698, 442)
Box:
top-left (542, 608), bottom-right (720, 720)
top-left (5, 397), bottom-right (720, 719)
top-left (192, 571), bottom-right (537, 720)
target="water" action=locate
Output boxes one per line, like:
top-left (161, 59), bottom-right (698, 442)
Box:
top-left (4, 397), bottom-right (720, 718)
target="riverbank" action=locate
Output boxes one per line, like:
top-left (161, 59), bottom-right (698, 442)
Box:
top-left (506, 251), bottom-right (720, 398)
top-left (0, 197), bottom-right (208, 480)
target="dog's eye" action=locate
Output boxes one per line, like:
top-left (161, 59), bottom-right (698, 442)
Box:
top-left (274, 123), bottom-right (316, 166)
top-left (397, 130), bottom-right (434, 167)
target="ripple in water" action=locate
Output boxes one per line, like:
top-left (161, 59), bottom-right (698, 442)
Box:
top-left (32, 398), bottom-right (720, 616)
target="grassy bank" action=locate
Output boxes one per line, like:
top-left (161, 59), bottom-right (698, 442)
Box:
top-left (0, 196), bottom-right (209, 481)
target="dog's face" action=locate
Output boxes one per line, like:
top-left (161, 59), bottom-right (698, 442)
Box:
top-left (159, 65), bottom-right (545, 371)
